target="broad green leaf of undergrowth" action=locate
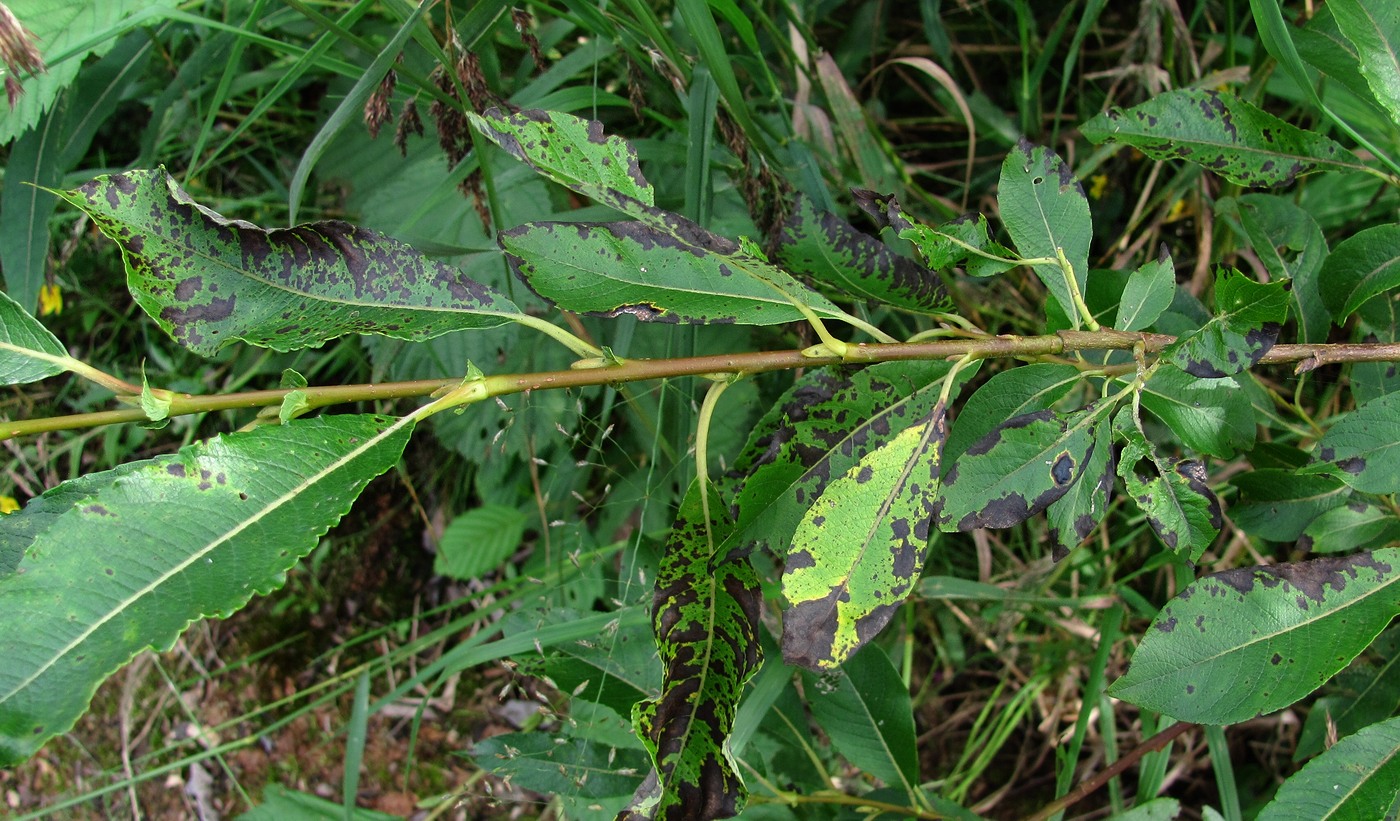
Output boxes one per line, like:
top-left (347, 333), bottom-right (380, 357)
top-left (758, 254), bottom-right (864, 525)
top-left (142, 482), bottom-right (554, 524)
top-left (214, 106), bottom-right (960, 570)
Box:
top-left (1166, 269), bottom-right (1288, 378)
top-left (1115, 413), bottom-right (1221, 561)
top-left (803, 645), bottom-right (919, 803)
top-left (472, 731), bottom-right (649, 811)
top-left (777, 194), bottom-right (950, 313)
top-left (998, 140), bottom-right (1092, 325)
top-left (433, 505), bottom-right (528, 581)
top-left (57, 169), bottom-right (521, 356)
top-left (1295, 627), bottom-right (1400, 761)
top-left (626, 484), bottom-right (761, 819)
top-left (782, 401), bottom-right (948, 670)
top-left (1115, 247), bottom-right (1176, 332)
top-left (0, 414), bottom-right (414, 767)
top-left (501, 215), bottom-right (849, 325)
top-left (1109, 549), bottom-right (1400, 725)
top-left (1319, 224), bottom-right (1400, 324)
top-left (1082, 89), bottom-right (1366, 187)
top-left (935, 404), bottom-right (1099, 532)
top-left (1305, 502), bottom-right (1400, 554)
top-left (727, 360), bottom-right (968, 560)
top-left (468, 107), bottom-right (655, 216)
top-left (1328, 0), bottom-right (1400, 126)
top-left (1304, 391), bottom-right (1400, 494)
top-left (1261, 714), bottom-right (1400, 821)
top-left (1229, 470), bottom-right (1349, 542)
top-left (0, 288), bottom-right (70, 385)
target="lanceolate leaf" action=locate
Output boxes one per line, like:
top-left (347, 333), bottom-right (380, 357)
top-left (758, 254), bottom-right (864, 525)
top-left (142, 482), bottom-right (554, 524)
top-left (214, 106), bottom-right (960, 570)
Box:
top-left (472, 731), bottom-right (649, 803)
top-left (802, 645), bottom-right (919, 800)
top-left (777, 194), bottom-right (949, 313)
top-left (1115, 247), bottom-right (1176, 332)
top-left (1229, 470), bottom-right (1350, 542)
top-left (943, 363), bottom-right (1083, 465)
top-left (0, 289), bottom-right (71, 386)
top-left (1167, 269), bottom-right (1288, 378)
top-left (1081, 89), bottom-right (1366, 187)
top-left (1223, 194), bottom-right (1329, 344)
top-left (1318, 224), bottom-right (1400, 324)
top-left (726, 360), bottom-right (974, 559)
top-left (998, 140), bottom-right (1092, 325)
top-left (468, 107), bottom-right (655, 215)
top-left (1328, 0), bottom-right (1400, 125)
top-left (1306, 391), bottom-right (1400, 494)
top-left (501, 214), bottom-right (847, 326)
top-left (1262, 715), bottom-right (1400, 821)
top-left (0, 461), bottom-right (153, 578)
top-left (1295, 628), bottom-right (1400, 761)
top-left (627, 485), bottom-right (762, 819)
top-left (935, 404), bottom-right (1100, 532)
top-left (0, 414), bottom-right (414, 767)
top-left (782, 402), bottom-right (948, 670)
top-left (57, 169), bottom-right (521, 356)
top-left (1109, 550), bottom-right (1400, 725)
top-left (1115, 415), bottom-right (1221, 561)
top-left (1305, 502), bottom-right (1400, 554)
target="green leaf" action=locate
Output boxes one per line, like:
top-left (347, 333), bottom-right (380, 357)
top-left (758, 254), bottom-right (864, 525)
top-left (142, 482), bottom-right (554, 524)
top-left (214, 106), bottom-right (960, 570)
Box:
top-left (501, 216), bottom-right (847, 326)
top-left (468, 107), bottom-right (655, 215)
top-left (1295, 627), bottom-right (1400, 760)
top-left (803, 645), bottom-right (918, 799)
top-left (1081, 89), bottom-right (1366, 188)
top-left (1115, 412), bottom-right (1221, 561)
top-left (727, 360), bottom-right (970, 558)
top-left (935, 404), bottom-right (1100, 532)
top-left (472, 731), bottom-right (649, 802)
top-left (1328, 0), bottom-right (1400, 126)
top-left (1109, 549), bottom-right (1400, 725)
top-left (998, 139), bottom-right (1092, 325)
top-left (1167, 269), bottom-right (1288, 378)
top-left (1137, 365), bottom-right (1255, 458)
top-left (782, 401), bottom-right (948, 670)
top-left (1318, 224), bottom-right (1400, 324)
top-left (1261, 715), bottom-right (1400, 820)
top-left (899, 213), bottom-right (1016, 278)
top-left (1305, 501), bottom-right (1400, 554)
top-left (777, 194), bottom-right (950, 313)
top-left (0, 461), bottom-right (152, 579)
top-left (57, 169), bottom-right (521, 356)
top-left (629, 484), bottom-right (762, 818)
top-left (1221, 194), bottom-right (1330, 344)
top-left (1306, 392), bottom-right (1400, 494)
top-left (433, 505), bottom-right (528, 581)
top-left (1115, 246), bottom-right (1176, 332)
top-left (0, 289), bottom-right (70, 386)
top-left (1045, 417), bottom-right (1114, 558)
top-left (542, 623), bottom-right (660, 719)
top-left (1229, 470), bottom-right (1350, 541)
top-left (944, 364), bottom-right (1083, 466)
top-left (240, 783), bottom-right (401, 821)
top-left (0, 414), bottom-right (414, 766)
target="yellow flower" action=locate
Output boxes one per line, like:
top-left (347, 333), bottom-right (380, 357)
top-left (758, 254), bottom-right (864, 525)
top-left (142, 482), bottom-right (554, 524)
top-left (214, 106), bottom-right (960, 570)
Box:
top-left (1088, 174), bottom-right (1109, 200)
top-left (0, 496), bottom-right (19, 514)
top-left (38, 282), bottom-right (62, 316)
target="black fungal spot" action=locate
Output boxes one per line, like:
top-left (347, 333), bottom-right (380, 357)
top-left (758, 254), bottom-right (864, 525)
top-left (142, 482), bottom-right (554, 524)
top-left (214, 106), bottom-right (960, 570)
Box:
top-left (966, 409), bottom-right (1055, 456)
top-left (1050, 452), bottom-right (1076, 486)
top-left (855, 465), bottom-right (874, 484)
top-left (1157, 617), bottom-right (1177, 633)
top-left (1336, 456), bottom-right (1366, 475)
top-left (1271, 653), bottom-right (1282, 665)
top-left (166, 463), bottom-right (187, 478)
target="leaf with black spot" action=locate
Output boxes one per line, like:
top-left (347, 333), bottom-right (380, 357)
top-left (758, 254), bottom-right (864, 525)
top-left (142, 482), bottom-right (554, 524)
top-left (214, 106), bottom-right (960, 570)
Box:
top-left (56, 169), bottom-right (521, 356)
top-left (899, 212), bottom-right (1016, 278)
top-left (934, 404), bottom-right (1101, 532)
top-left (468, 107), bottom-right (655, 216)
top-left (1114, 411), bottom-right (1221, 561)
top-left (1109, 549), bottom-right (1400, 725)
top-left (1221, 194), bottom-right (1328, 344)
top-left (997, 139), bottom-right (1092, 325)
top-left (1301, 391), bottom-right (1400, 495)
top-left (776, 194), bottom-right (950, 313)
top-left (624, 483), bottom-right (762, 820)
top-left (725, 360), bottom-right (978, 562)
top-left (1045, 417), bottom-right (1114, 559)
top-left (782, 402), bottom-right (949, 670)
top-left (1229, 470), bottom-right (1350, 542)
top-left (1165, 269), bottom-right (1289, 378)
top-left (500, 208), bottom-right (850, 326)
top-left (943, 363), bottom-right (1082, 466)
top-left (1081, 89), bottom-right (1367, 188)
